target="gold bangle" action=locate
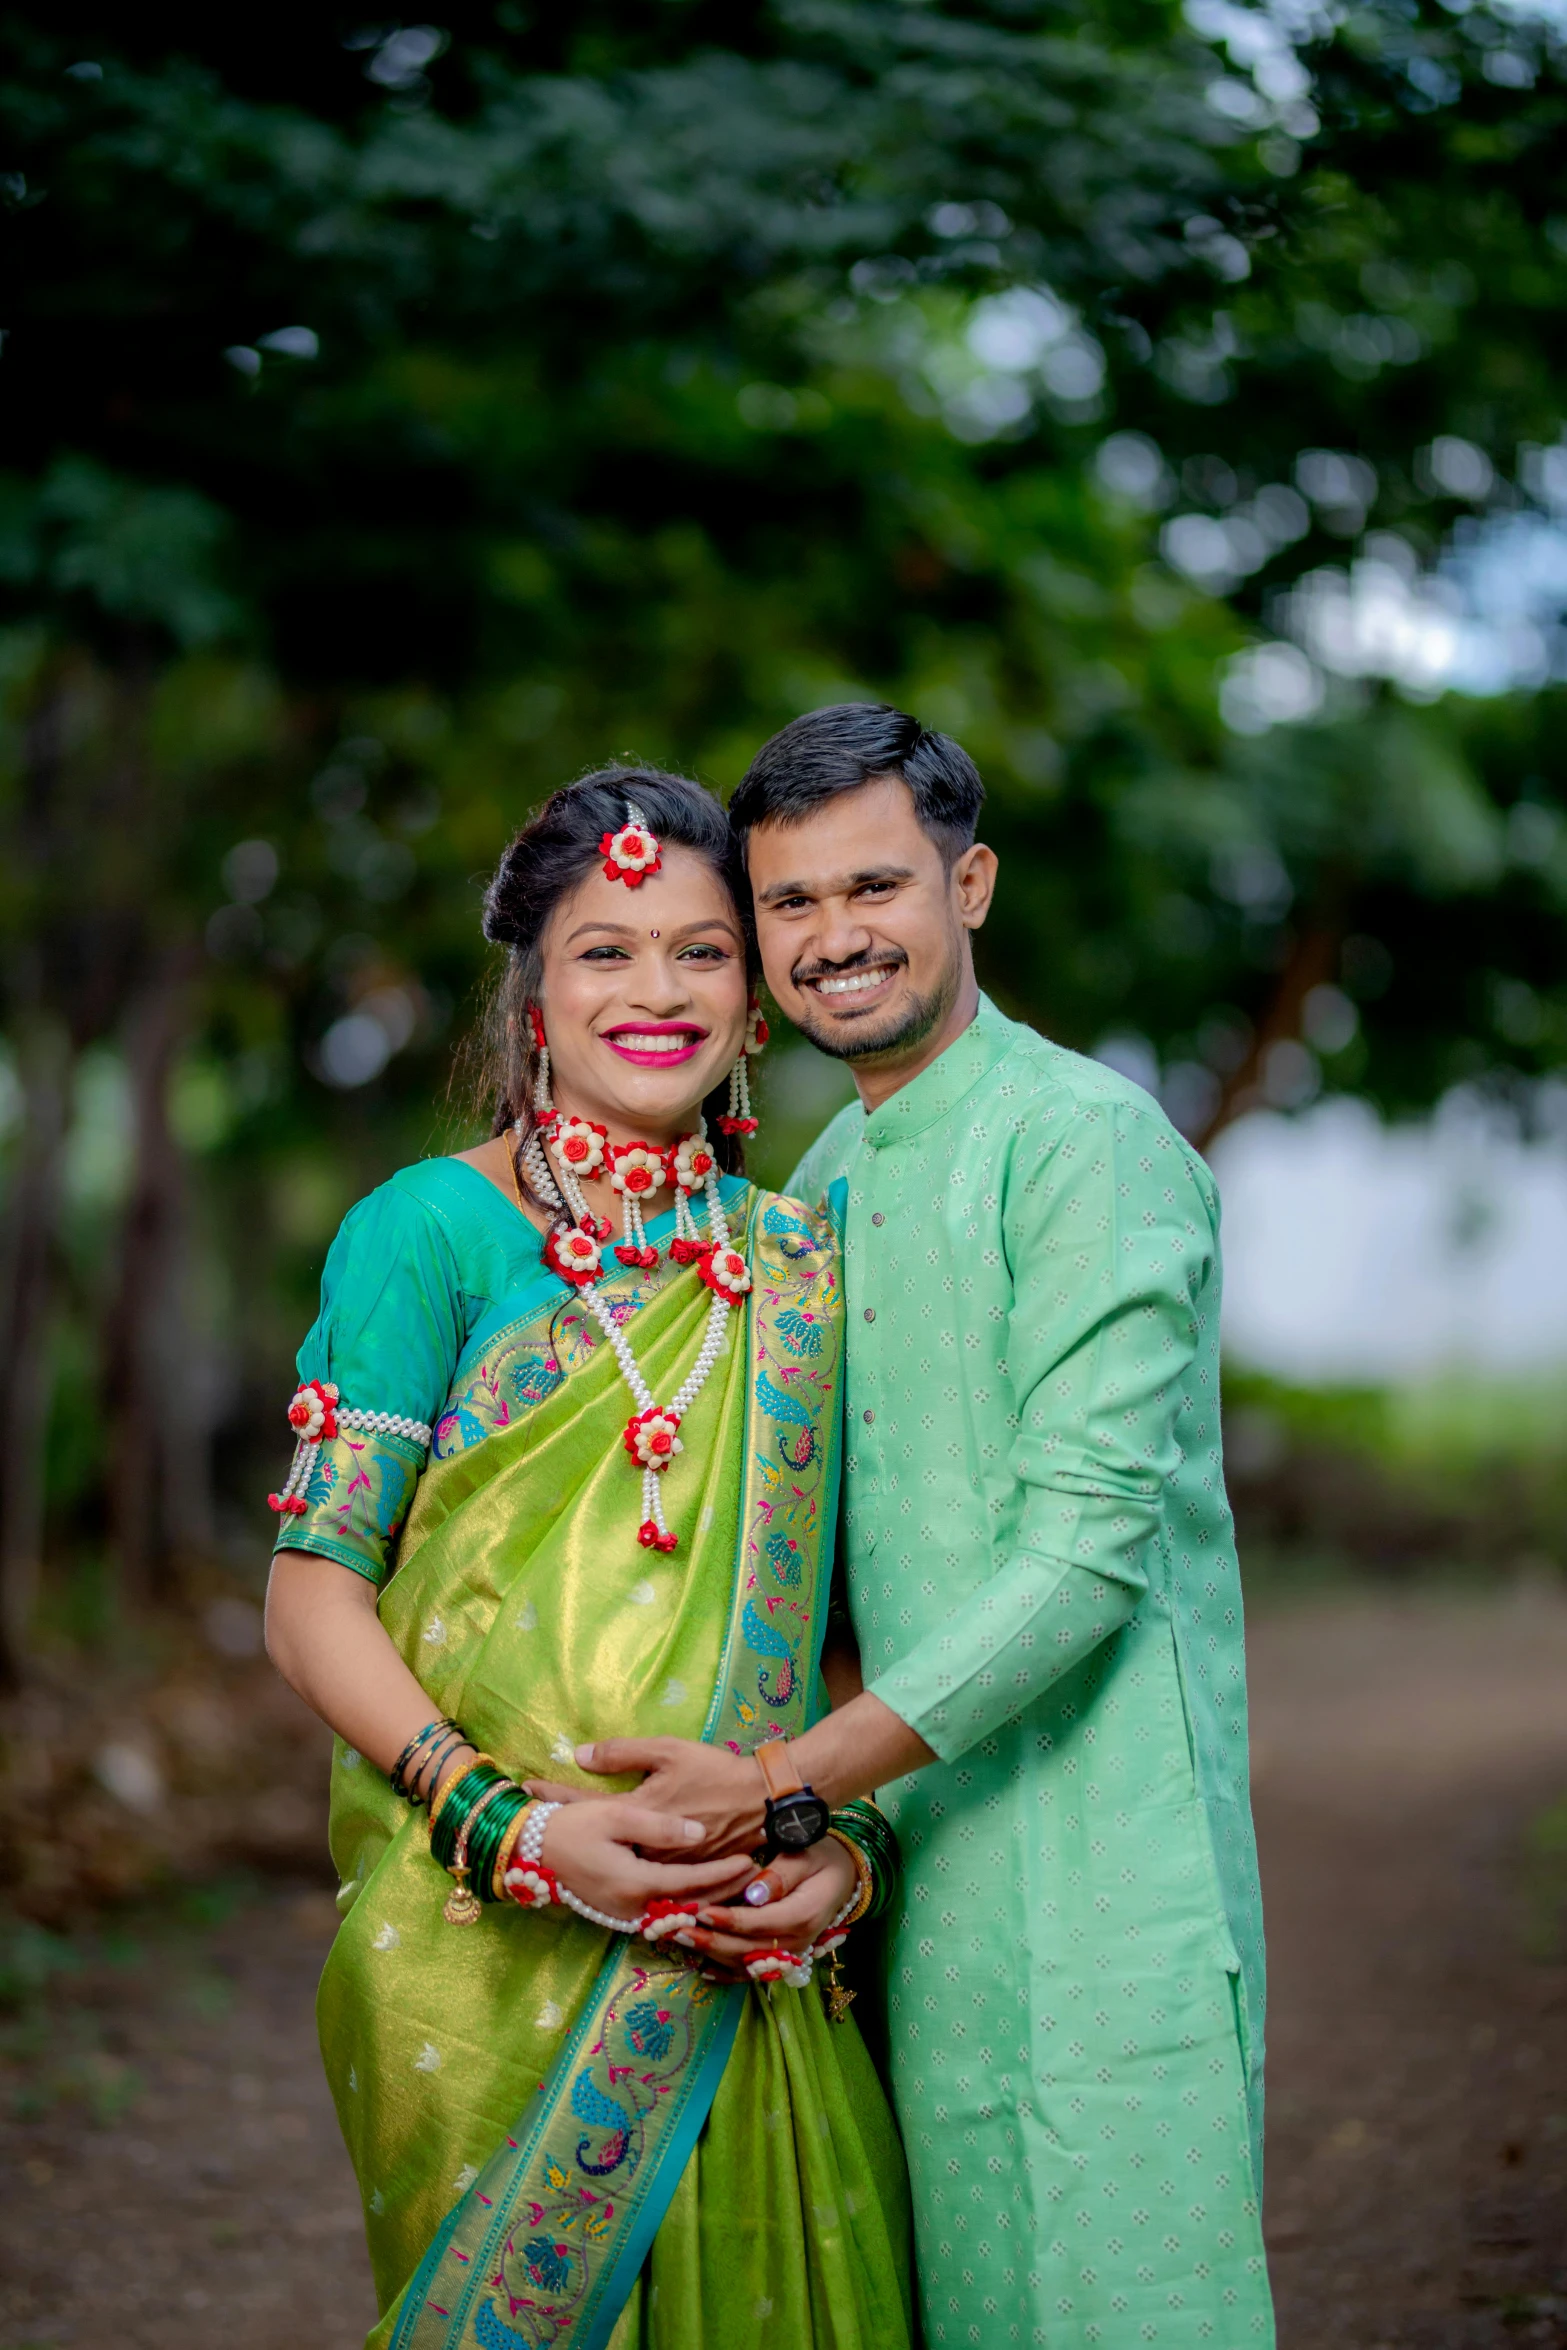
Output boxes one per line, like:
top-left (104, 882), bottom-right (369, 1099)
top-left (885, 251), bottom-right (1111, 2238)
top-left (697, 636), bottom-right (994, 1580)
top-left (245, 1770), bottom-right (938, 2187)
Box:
top-left (827, 1828), bottom-right (875, 1927)
top-left (491, 1801), bottom-right (533, 1902)
top-left (427, 1749), bottom-right (491, 1839)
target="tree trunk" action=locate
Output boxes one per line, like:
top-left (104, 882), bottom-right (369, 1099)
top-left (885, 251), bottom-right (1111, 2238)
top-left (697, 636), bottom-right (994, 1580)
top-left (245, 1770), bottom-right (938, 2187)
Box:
top-left (102, 954), bottom-right (207, 1604)
top-left (0, 1010), bottom-right (73, 1685)
top-left (1195, 924), bottom-right (1342, 1153)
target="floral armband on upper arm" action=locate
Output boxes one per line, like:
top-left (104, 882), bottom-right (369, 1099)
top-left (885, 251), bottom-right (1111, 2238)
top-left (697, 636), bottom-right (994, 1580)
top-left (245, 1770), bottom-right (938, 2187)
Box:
top-left (268, 1378), bottom-right (431, 1585)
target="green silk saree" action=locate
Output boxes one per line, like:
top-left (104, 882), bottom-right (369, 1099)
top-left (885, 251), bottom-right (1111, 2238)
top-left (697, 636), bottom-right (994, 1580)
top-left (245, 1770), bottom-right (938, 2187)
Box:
top-left (278, 1163), bottom-right (910, 2350)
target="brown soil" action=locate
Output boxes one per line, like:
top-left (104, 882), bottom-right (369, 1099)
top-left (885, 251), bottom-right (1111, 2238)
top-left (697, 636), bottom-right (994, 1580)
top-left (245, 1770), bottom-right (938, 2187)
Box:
top-left (1, 1587), bottom-right (1564, 2350)
top-left (1251, 1586), bottom-right (1567, 2349)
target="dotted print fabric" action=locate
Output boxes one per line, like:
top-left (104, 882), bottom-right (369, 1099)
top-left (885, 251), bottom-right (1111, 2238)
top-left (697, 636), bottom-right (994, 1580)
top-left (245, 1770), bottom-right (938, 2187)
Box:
top-left (791, 998), bottom-right (1274, 2349)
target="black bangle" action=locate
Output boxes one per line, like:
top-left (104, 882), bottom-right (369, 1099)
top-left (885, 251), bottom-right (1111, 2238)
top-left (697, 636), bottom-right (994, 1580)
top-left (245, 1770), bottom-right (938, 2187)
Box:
top-left (389, 1715), bottom-right (462, 1804)
top-left (414, 1727), bottom-right (471, 1807)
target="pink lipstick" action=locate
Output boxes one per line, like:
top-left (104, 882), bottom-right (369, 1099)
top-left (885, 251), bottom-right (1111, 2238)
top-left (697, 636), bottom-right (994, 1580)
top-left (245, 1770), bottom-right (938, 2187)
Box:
top-left (600, 1022), bottom-right (708, 1068)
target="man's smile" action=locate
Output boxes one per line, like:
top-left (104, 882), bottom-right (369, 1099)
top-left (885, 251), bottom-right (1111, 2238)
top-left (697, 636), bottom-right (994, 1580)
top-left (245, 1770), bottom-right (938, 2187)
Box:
top-left (796, 959), bottom-right (904, 1009)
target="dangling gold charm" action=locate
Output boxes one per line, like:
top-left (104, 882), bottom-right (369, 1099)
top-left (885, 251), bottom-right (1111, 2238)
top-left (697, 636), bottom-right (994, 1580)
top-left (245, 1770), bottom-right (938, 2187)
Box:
top-left (444, 1866), bottom-right (482, 1927)
top-left (823, 1947), bottom-right (856, 2025)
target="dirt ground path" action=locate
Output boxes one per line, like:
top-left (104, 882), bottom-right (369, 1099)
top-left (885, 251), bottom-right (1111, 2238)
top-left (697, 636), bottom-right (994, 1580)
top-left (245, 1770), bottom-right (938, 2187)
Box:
top-left (2, 1589), bottom-right (1565, 2350)
top-left (1249, 1587), bottom-right (1567, 2349)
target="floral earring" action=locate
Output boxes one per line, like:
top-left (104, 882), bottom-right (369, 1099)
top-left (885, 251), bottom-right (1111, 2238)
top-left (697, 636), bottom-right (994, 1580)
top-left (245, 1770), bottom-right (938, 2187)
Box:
top-left (717, 998), bottom-right (767, 1138)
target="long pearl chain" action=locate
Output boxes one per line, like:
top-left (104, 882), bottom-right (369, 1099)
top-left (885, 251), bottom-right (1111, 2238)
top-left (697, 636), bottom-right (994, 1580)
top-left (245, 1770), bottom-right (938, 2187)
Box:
top-left (584, 1275), bottom-right (733, 1547)
top-left (513, 1039), bottom-right (746, 1553)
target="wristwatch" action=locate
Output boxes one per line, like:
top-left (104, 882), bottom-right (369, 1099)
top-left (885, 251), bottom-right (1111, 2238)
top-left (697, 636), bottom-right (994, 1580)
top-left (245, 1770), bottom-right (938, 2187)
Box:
top-left (754, 1739), bottom-right (831, 1856)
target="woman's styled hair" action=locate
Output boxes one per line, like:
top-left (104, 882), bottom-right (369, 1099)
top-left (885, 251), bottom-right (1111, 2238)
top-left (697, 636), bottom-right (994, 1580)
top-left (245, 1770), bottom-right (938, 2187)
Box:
top-left (476, 764), bottom-right (755, 1207)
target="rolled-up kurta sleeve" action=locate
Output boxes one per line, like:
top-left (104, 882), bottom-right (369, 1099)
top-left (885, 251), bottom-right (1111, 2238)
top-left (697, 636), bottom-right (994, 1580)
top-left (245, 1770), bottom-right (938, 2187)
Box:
top-left (273, 1179), bottom-right (465, 1584)
top-left (865, 1101), bottom-right (1216, 1759)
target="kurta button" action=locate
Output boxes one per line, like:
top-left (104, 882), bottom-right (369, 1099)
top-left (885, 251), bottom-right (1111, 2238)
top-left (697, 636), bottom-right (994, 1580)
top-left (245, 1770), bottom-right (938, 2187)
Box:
top-left (863, 1307), bottom-right (876, 1322)
top-left (863, 1409), bottom-right (875, 1423)
top-left (871, 1212), bottom-right (885, 1226)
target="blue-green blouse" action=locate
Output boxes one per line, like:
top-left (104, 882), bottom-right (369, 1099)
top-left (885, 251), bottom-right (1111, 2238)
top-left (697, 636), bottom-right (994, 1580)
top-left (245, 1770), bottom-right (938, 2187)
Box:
top-left (276, 1158), bottom-right (747, 1586)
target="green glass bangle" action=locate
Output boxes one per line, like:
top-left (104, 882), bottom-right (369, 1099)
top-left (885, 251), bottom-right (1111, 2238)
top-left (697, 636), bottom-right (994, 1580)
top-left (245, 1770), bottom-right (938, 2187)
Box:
top-left (431, 1762), bottom-right (505, 1864)
top-left (829, 1799), bottom-right (901, 1921)
top-left (429, 1762), bottom-right (508, 1872)
top-left (469, 1776), bottom-right (523, 1889)
top-left (468, 1783), bottom-right (530, 1900)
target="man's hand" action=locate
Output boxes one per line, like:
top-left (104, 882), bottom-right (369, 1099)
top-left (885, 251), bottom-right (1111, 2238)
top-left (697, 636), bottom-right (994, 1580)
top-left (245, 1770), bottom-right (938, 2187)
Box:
top-left (575, 1736), bottom-right (765, 1856)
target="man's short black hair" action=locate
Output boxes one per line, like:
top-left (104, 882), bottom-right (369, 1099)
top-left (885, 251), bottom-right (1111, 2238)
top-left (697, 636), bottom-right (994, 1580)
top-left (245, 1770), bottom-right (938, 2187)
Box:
top-left (729, 702), bottom-right (984, 865)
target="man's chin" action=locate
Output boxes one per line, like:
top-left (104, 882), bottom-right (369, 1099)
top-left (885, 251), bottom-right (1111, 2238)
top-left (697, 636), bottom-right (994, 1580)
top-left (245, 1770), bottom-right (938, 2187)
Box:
top-left (789, 979), bottom-right (950, 1065)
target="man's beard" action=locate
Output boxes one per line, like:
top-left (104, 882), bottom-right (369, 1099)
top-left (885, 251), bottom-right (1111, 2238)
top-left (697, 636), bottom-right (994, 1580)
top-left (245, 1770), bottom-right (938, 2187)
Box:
top-left (788, 943), bottom-right (960, 1065)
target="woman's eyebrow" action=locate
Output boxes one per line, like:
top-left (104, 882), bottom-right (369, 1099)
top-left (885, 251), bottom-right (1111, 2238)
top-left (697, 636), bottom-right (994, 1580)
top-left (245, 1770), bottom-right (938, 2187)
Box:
top-left (562, 915), bottom-right (740, 945)
top-left (562, 920), bottom-right (638, 943)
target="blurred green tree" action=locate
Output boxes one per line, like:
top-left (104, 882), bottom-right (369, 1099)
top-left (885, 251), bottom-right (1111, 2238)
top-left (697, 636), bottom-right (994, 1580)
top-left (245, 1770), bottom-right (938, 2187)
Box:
top-left (0, 1), bottom-right (1562, 1667)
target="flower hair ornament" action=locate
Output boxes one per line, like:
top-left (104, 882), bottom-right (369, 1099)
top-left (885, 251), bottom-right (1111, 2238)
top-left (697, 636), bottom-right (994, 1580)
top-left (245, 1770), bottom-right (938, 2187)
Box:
top-left (600, 800), bottom-right (662, 888)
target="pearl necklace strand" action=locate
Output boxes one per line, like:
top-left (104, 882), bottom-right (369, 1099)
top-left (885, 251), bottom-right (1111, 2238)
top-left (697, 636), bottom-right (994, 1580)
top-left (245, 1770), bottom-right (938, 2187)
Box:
top-left (512, 1041), bottom-right (746, 1553)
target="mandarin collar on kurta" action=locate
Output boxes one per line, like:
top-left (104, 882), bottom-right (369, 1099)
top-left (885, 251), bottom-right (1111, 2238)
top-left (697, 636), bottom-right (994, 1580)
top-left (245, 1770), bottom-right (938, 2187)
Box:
top-left (858, 991), bottom-right (1015, 1152)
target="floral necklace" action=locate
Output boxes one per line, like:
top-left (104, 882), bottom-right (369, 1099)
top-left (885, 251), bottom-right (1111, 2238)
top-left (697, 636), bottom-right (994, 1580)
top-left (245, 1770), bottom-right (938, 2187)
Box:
top-left (513, 1080), bottom-right (750, 1556)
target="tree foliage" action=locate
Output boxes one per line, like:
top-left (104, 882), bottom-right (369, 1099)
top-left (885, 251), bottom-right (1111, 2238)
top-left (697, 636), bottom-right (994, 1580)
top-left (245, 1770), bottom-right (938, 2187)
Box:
top-left (1, 0), bottom-right (1563, 1657)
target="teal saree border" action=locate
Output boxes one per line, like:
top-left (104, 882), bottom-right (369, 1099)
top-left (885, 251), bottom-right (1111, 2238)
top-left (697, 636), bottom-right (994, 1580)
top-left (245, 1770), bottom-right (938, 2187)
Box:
top-left (572, 1987), bottom-right (743, 2350)
top-left (386, 1944), bottom-right (742, 2350)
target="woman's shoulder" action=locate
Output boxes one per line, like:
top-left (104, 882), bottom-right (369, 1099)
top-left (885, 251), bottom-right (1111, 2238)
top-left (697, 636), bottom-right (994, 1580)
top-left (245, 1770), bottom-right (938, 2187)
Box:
top-left (327, 1155), bottom-right (509, 1269)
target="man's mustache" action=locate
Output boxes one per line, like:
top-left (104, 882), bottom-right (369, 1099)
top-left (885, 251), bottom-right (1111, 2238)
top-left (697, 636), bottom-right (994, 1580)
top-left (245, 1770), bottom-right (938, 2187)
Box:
top-left (789, 948), bottom-right (909, 991)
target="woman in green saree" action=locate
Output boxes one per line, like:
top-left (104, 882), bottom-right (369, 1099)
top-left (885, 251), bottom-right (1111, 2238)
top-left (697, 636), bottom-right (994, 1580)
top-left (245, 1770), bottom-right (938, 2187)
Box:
top-left (264, 767), bottom-right (911, 2350)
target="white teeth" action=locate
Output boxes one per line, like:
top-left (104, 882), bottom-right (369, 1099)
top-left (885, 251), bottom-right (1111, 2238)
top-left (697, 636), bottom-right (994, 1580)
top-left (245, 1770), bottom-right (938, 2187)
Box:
top-left (814, 969), bottom-right (893, 997)
top-left (612, 1033), bottom-right (694, 1053)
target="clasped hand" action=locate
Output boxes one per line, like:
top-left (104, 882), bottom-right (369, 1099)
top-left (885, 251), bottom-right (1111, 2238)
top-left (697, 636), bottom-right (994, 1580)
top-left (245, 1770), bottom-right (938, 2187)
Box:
top-left (525, 1732), bottom-right (854, 1975)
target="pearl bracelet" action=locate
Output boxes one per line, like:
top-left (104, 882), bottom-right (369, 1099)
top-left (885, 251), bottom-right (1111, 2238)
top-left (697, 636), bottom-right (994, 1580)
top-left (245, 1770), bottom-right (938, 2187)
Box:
top-left (504, 1800), bottom-right (643, 1934)
top-left (558, 1884), bottom-right (644, 1935)
top-left (517, 1799), bottom-right (556, 1866)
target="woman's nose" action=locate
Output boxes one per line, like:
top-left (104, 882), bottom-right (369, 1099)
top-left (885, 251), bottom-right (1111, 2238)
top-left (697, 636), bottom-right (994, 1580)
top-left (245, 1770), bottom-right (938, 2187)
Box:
top-left (627, 952), bottom-right (694, 1016)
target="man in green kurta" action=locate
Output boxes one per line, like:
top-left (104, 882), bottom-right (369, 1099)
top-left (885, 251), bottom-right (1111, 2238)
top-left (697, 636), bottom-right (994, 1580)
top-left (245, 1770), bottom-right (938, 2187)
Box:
top-left (587, 704), bottom-right (1274, 2345)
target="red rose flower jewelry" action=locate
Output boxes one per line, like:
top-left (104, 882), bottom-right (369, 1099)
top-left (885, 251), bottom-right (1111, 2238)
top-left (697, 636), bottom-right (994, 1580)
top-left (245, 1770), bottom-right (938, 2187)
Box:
top-left (717, 997), bottom-right (768, 1136)
top-left (543, 1224), bottom-right (604, 1286)
top-left (519, 1081), bottom-right (751, 1548)
top-left (607, 1141), bottom-right (667, 1268)
top-left (509, 803), bottom-right (763, 1552)
top-left (267, 1378), bottom-right (433, 1516)
top-left (599, 801), bottom-right (662, 888)
top-left (669, 1130), bottom-right (719, 1262)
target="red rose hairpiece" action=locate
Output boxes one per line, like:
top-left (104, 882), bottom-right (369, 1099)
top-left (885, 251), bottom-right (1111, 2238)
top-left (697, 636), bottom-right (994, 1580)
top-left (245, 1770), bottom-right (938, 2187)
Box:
top-left (600, 801), bottom-right (662, 888)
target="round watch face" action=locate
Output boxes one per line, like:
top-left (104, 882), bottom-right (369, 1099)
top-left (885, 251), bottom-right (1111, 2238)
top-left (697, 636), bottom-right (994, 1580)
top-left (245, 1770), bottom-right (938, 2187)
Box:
top-left (768, 1790), bottom-right (831, 1850)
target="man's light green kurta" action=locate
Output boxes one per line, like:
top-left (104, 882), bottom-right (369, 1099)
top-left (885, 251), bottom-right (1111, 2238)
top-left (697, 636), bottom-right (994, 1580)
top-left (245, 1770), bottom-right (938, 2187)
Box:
top-left (792, 997), bottom-right (1273, 2349)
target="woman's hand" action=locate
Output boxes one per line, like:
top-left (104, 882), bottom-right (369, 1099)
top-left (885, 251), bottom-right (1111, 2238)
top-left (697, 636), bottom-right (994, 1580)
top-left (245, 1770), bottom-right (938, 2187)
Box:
top-left (673, 1835), bottom-right (858, 1971)
top-left (533, 1797), bottom-right (756, 1923)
